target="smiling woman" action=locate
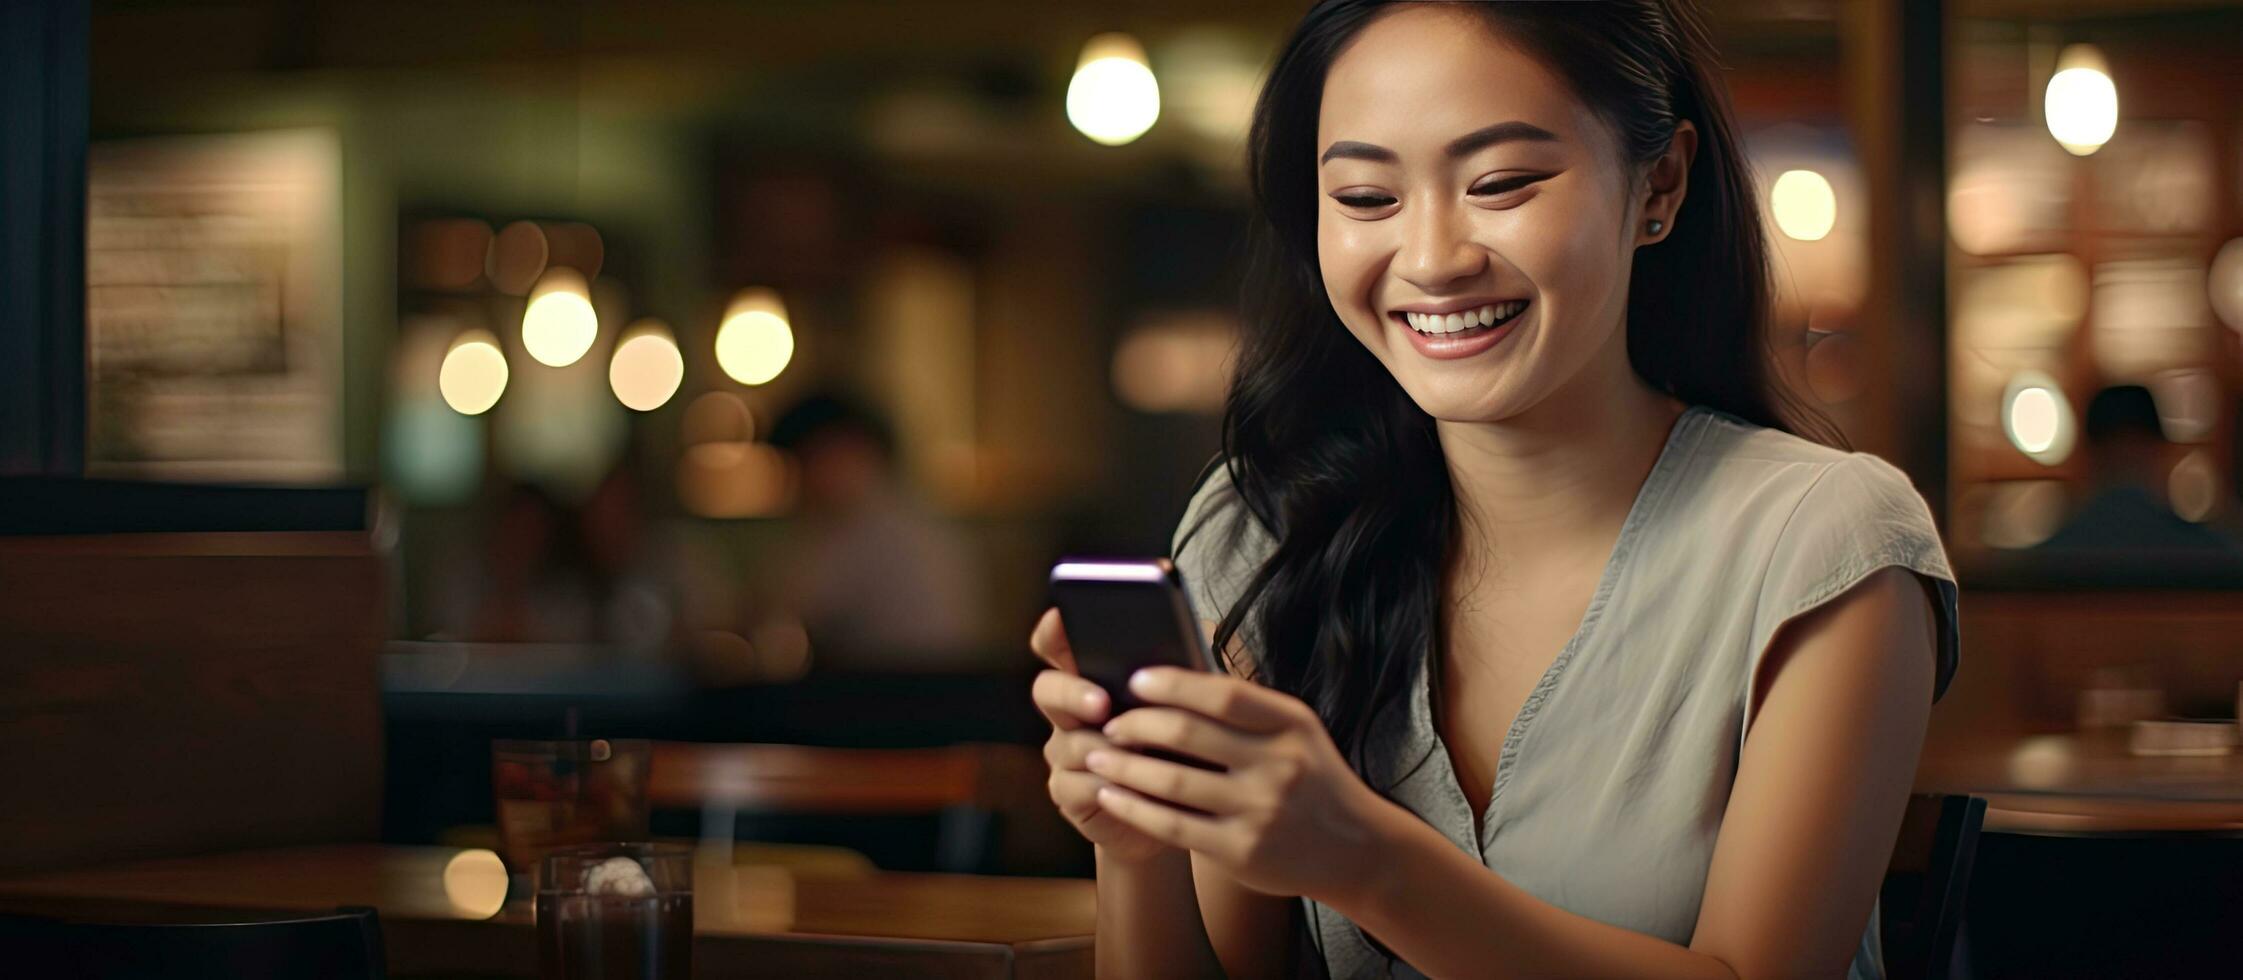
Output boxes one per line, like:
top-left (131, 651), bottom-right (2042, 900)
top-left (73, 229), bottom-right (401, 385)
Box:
top-left (1026, 2), bottom-right (1959, 979)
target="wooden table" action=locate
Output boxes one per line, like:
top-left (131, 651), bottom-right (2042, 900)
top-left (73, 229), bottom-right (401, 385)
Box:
top-left (0, 844), bottom-right (1096, 979)
top-left (1918, 729), bottom-right (2243, 835)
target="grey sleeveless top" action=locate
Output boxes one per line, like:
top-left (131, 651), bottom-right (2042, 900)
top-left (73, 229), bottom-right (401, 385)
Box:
top-left (1170, 404), bottom-right (1960, 980)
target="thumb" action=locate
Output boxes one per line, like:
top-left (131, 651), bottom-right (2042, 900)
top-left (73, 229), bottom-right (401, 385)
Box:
top-left (1030, 607), bottom-right (1077, 672)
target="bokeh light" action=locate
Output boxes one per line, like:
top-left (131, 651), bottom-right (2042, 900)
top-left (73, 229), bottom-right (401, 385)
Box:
top-left (438, 329), bottom-right (509, 416)
top-left (442, 849), bottom-right (508, 919)
top-left (684, 391), bottom-right (755, 445)
top-left (386, 317), bottom-right (486, 504)
top-left (406, 219), bottom-right (493, 291)
top-left (2208, 238), bottom-right (2243, 333)
top-left (2002, 371), bottom-right (2075, 464)
top-left (1111, 310), bottom-right (1235, 413)
top-left (608, 320), bottom-right (684, 412)
top-left (522, 268), bottom-right (599, 368)
top-left (715, 287), bottom-right (794, 386)
top-left (1770, 169), bottom-right (1836, 241)
top-left (1976, 480), bottom-right (2069, 550)
top-left (677, 442), bottom-right (793, 518)
top-left (1067, 33), bottom-right (1160, 147)
top-left (542, 221), bottom-right (605, 279)
top-left (1156, 27), bottom-right (1262, 150)
top-left (2169, 451), bottom-right (2220, 523)
top-left (485, 220), bottom-right (549, 296)
top-left (2045, 45), bottom-right (2118, 156)
top-left (2148, 369), bottom-right (2219, 443)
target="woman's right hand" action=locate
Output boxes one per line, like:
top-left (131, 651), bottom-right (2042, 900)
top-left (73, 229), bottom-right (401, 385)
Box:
top-left (1030, 607), bottom-right (1172, 863)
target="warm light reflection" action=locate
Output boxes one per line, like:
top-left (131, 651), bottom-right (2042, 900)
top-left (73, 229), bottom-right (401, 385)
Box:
top-left (486, 220), bottom-right (549, 296)
top-left (715, 288), bottom-right (794, 386)
top-left (2149, 370), bottom-right (2219, 443)
top-left (683, 391), bottom-right (756, 445)
top-left (407, 219), bottom-right (493, 291)
top-left (677, 442), bottom-right (793, 518)
top-left (1947, 122), bottom-right (2072, 255)
top-left (1157, 28), bottom-right (1261, 148)
top-left (2045, 46), bottom-right (2117, 156)
top-left (2170, 451), bottom-right (2219, 523)
top-left (1976, 480), bottom-right (2068, 550)
top-left (542, 221), bottom-right (606, 279)
top-left (608, 320), bottom-right (684, 412)
top-left (438, 330), bottom-right (509, 416)
top-left (2002, 372), bottom-right (2074, 464)
top-left (1953, 256), bottom-right (2088, 351)
top-left (2209, 238), bottom-right (2243, 333)
top-left (2008, 388), bottom-right (2061, 454)
top-left (522, 268), bottom-right (599, 368)
top-left (2090, 258), bottom-right (2216, 380)
top-left (1770, 169), bottom-right (1836, 241)
top-left (1067, 33), bottom-right (1160, 146)
top-left (749, 616), bottom-right (813, 681)
top-left (442, 848), bottom-right (509, 918)
top-left (2006, 736), bottom-right (2073, 788)
top-left (1111, 311), bottom-right (1236, 413)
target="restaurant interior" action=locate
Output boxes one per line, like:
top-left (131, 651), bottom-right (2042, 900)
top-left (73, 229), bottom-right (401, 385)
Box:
top-left (3, 0), bottom-right (2242, 977)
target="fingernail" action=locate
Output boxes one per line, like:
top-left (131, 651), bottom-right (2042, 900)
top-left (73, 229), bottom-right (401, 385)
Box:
top-left (1129, 669), bottom-right (1158, 695)
top-left (1081, 689), bottom-right (1106, 713)
top-left (1085, 750), bottom-right (1112, 771)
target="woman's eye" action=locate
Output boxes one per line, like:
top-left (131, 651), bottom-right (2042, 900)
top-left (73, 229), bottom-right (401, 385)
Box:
top-left (1334, 193), bottom-right (1395, 209)
top-left (1470, 174), bottom-right (1548, 197)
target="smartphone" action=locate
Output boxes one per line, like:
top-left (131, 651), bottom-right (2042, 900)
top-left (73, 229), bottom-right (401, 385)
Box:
top-left (1048, 557), bottom-right (1216, 713)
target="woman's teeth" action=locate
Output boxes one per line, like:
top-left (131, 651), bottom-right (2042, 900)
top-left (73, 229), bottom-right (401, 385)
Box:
top-left (1402, 300), bottom-right (1526, 335)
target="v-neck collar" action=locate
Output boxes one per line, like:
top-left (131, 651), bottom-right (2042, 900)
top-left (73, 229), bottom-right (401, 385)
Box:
top-left (1419, 403), bottom-right (1710, 852)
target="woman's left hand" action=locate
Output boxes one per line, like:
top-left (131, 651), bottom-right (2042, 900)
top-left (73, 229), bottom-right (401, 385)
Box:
top-left (1086, 666), bottom-right (1406, 905)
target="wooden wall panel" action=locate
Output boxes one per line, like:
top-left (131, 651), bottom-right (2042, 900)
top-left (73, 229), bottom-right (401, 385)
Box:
top-left (0, 532), bottom-right (385, 873)
top-left (1931, 589), bottom-right (2243, 741)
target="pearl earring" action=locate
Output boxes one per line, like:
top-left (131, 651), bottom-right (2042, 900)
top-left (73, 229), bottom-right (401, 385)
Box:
top-left (1647, 219), bottom-right (1664, 235)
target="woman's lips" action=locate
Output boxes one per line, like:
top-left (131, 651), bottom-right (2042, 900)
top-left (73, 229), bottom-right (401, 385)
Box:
top-left (1389, 302), bottom-right (1526, 361)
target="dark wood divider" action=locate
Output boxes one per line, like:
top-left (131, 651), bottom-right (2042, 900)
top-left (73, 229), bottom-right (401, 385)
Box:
top-left (0, 529), bottom-right (386, 873)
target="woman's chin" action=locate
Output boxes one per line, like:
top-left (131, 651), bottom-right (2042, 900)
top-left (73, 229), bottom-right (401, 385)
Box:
top-left (1395, 379), bottom-right (1534, 426)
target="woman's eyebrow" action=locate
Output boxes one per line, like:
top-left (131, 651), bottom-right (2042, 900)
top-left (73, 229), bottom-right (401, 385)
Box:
top-left (1319, 120), bottom-right (1559, 166)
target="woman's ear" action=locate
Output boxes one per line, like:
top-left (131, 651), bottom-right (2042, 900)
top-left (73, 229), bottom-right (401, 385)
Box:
top-left (1637, 119), bottom-right (1698, 245)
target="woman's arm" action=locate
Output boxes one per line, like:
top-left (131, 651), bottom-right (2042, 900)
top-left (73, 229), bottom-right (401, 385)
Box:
top-left (1094, 566), bottom-right (1937, 979)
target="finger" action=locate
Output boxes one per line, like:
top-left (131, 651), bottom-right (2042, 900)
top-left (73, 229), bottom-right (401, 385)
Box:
top-left (1047, 768), bottom-right (1108, 822)
top-left (1086, 748), bottom-right (1251, 815)
top-left (1101, 707), bottom-right (1260, 767)
top-left (1128, 667), bottom-right (1305, 734)
top-left (1029, 608), bottom-right (1077, 672)
top-left (1043, 728), bottom-right (1109, 771)
top-left (1096, 783), bottom-right (1235, 859)
top-left (1033, 669), bottom-right (1110, 729)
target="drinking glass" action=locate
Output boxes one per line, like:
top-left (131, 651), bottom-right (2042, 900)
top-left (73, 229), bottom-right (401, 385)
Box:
top-left (492, 739), bottom-right (652, 881)
top-left (537, 842), bottom-right (693, 980)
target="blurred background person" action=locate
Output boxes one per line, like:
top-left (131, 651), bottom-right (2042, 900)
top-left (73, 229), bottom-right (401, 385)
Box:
top-left (751, 389), bottom-right (986, 670)
top-left (2035, 385), bottom-right (2243, 560)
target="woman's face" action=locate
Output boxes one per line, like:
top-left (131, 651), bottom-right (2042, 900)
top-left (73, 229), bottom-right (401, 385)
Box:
top-left (1316, 6), bottom-right (1667, 424)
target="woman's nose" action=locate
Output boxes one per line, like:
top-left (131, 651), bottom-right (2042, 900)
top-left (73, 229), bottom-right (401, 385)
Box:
top-left (1395, 205), bottom-right (1487, 290)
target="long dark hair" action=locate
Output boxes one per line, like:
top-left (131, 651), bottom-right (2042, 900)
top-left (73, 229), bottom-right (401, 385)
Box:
top-left (1197, 0), bottom-right (1839, 781)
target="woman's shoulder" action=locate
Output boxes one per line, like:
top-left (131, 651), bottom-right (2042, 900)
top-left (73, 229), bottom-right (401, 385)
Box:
top-left (1169, 459), bottom-right (1277, 627)
top-left (1681, 407), bottom-right (1941, 548)
top-left (1679, 406), bottom-right (1961, 699)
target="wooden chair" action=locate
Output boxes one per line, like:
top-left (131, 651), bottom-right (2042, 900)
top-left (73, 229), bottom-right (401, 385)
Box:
top-left (648, 741), bottom-right (1044, 874)
top-left (0, 906), bottom-right (386, 980)
top-left (1881, 793), bottom-right (1987, 980)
